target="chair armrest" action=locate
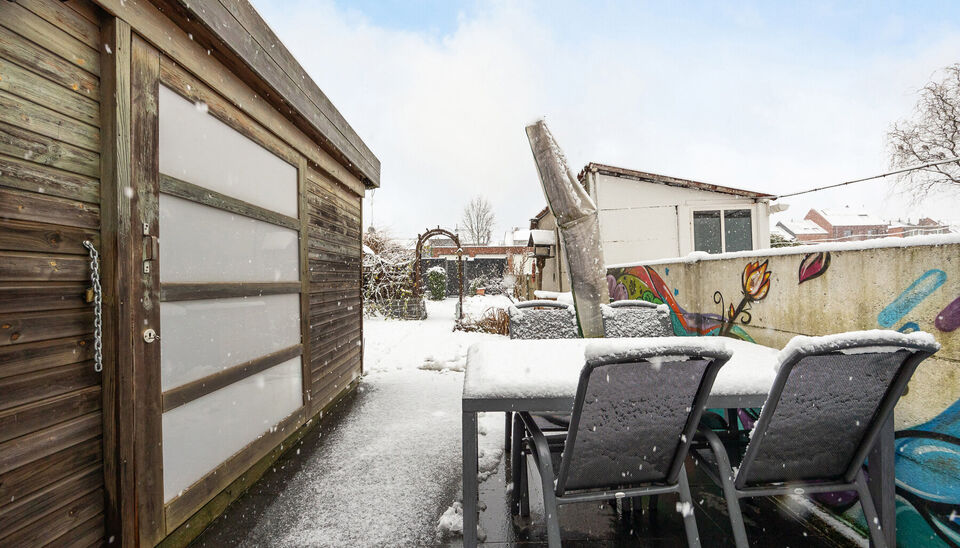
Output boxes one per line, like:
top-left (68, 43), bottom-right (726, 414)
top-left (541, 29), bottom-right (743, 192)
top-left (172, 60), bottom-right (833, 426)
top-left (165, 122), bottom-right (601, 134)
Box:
top-left (695, 424), bottom-right (731, 459)
top-left (519, 412), bottom-right (561, 488)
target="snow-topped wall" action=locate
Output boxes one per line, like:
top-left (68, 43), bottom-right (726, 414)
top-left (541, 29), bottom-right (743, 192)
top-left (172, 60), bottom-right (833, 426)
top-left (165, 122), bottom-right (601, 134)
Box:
top-left (606, 234), bottom-right (960, 546)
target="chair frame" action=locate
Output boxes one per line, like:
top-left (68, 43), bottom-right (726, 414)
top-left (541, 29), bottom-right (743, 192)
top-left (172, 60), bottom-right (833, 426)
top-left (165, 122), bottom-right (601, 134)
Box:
top-left (693, 334), bottom-right (939, 548)
top-left (504, 300), bottom-right (576, 458)
top-left (518, 344), bottom-right (733, 547)
top-left (607, 299), bottom-right (660, 309)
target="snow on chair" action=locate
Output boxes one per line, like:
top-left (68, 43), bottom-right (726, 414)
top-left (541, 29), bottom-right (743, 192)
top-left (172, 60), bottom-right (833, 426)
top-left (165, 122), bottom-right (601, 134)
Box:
top-left (602, 300), bottom-right (672, 338)
top-left (691, 330), bottom-right (940, 548)
top-left (507, 300), bottom-right (579, 340)
top-left (518, 338), bottom-right (733, 547)
top-left (504, 299), bottom-right (579, 497)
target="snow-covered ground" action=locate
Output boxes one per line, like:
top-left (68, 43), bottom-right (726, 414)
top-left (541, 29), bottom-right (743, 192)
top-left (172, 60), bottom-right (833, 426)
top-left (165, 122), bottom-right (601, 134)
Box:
top-left (220, 298), bottom-right (506, 546)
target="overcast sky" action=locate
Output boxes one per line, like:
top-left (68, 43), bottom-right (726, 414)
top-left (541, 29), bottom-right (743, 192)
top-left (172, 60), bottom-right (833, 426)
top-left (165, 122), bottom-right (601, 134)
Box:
top-left (252, 0), bottom-right (960, 240)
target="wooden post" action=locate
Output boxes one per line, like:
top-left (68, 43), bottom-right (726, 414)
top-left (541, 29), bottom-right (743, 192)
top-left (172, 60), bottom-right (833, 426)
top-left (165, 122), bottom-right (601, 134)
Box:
top-left (130, 34), bottom-right (165, 545)
top-left (298, 157), bottom-right (311, 405)
top-left (99, 16), bottom-right (135, 546)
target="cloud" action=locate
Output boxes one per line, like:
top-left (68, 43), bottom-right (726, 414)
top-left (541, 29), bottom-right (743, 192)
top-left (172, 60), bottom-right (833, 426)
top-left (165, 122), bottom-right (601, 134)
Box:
top-left (252, 0), bottom-right (960, 238)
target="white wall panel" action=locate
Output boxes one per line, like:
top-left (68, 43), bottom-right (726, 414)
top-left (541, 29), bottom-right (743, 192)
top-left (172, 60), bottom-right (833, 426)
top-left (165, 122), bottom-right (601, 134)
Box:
top-left (162, 358), bottom-right (303, 501)
top-left (159, 84), bottom-right (298, 217)
top-left (159, 294), bottom-right (301, 391)
top-left (159, 194), bottom-right (299, 283)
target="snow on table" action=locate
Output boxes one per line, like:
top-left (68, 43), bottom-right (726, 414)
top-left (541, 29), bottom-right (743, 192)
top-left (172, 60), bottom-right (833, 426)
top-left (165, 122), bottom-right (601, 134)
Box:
top-left (462, 337), bottom-right (780, 401)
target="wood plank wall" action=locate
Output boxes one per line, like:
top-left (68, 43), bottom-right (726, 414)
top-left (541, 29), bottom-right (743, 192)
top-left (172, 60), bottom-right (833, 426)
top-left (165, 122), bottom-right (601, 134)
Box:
top-left (306, 167), bottom-right (363, 412)
top-left (0, 0), bottom-right (106, 546)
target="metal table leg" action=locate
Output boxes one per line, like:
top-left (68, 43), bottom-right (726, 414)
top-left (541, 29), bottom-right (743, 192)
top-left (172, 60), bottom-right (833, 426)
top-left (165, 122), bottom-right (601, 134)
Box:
top-left (463, 411), bottom-right (479, 547)
top-left (867, 414), bottom-right (896, 548)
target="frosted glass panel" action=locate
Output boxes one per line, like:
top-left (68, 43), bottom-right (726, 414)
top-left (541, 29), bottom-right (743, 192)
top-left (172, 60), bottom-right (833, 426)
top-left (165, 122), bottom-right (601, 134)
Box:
top-left (159, 85), bottom-right (298, 217)
top-left (162, 358), bottom-right (302, 501)
top-left (160, 294), bottom-right (301, 391)
top-left (159, 194), bottom-right (299, 283)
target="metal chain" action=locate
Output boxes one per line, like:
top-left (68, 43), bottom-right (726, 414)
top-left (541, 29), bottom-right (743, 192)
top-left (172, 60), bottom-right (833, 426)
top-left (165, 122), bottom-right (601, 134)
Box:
top-left (82, 241), bottom-right (103, 373)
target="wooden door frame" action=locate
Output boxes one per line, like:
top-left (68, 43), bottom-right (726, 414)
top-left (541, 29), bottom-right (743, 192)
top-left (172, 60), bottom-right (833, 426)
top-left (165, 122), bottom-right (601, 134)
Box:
top-left (130, 31), bottom-right (165, 546)
top-left (100, 20), bottom-right (166, 545)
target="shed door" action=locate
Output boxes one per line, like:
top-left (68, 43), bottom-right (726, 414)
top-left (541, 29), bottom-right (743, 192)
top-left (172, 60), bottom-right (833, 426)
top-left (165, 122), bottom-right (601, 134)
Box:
top-left (130, 39), bottom-right (306, 540)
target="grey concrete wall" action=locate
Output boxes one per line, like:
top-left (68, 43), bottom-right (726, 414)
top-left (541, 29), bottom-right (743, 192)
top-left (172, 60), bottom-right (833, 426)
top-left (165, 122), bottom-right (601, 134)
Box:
top-left (606, 237), bottom-right (960, 544)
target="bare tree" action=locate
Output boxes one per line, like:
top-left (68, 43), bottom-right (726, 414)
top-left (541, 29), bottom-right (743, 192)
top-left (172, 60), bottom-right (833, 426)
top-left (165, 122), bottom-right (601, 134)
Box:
top-left (460, 196), bottom-right (496, 245)
top-left (888, 64), bottom-right (960, 202)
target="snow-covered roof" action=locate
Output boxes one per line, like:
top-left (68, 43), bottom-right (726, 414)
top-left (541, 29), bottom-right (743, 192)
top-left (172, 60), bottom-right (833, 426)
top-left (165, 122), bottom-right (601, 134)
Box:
top-left (770, 225), bottom-right (796, 241)
top-left (508, 228), bottom-right (531, 246)
top-left (814, 208), bottom-right (886, 227)
top-left (777, 219), bottom-right (828, 236)
top-left (528, 229), bottom-right (556, 246)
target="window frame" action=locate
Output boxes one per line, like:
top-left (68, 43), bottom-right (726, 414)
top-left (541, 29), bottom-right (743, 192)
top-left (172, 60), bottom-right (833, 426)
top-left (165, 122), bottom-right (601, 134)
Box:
top-left (690, 206), bottom-right (756, 254)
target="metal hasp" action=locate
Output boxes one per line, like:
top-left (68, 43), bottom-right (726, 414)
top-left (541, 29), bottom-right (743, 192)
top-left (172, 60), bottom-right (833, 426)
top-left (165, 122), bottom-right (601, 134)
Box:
top-left (414, 227), bottom-right (465, 318)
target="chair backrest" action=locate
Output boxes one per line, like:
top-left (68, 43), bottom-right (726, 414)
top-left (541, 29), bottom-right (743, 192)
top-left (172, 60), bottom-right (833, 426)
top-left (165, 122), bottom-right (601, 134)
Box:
top-left (508, 301), bottom-right (578, 340)
top-left (555, 339), bottom-right (732, 494)
top-left (735, 331), bottom-right (940, 488)
top-left (602, 301), bottom-right (672, 338)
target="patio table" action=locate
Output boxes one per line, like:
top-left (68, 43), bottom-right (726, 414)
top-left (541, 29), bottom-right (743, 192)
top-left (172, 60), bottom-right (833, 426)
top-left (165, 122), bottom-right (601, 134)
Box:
top-left (461, 337), bottom-right (896, 547)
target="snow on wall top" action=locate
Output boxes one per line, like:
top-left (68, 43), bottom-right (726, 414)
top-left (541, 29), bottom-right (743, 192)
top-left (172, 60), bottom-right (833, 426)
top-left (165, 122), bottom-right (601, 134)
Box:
top-left (607, 233), bottom-right (960, 269)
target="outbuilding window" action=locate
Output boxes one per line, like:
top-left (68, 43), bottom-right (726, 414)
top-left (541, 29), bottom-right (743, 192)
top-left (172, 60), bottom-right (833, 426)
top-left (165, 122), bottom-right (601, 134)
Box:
top-left (693, 209), bottom-right (754, 253)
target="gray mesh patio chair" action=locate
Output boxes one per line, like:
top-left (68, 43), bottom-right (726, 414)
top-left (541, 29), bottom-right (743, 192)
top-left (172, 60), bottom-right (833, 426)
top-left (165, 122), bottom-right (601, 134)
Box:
top-left (518, 339), bottom-right (734, 547)
top-left (691, 331), bottom-right (940, 548)
top-left (602, 300), bottom-right (672, 338)
top-left (504, 300), bottom-right (579, 502)
top-left (508, 300), bottom-right (579, 340)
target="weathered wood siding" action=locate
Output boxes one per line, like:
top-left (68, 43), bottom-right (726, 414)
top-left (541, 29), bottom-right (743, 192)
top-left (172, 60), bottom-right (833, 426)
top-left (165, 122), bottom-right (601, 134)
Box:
top-left (0, 0), bottom-right (106, 545)
top-left (306, 167), bottom-right (363, 412)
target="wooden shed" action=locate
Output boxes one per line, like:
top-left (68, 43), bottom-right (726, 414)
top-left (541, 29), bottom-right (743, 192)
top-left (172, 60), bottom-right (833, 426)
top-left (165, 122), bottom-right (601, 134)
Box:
top-left (0, 0), bottom-right (378, 544)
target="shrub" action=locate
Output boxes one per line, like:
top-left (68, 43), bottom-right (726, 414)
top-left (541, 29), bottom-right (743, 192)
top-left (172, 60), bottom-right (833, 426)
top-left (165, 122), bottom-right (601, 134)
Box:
top-left (427, 266), bottom-right (447, 300)
top-left (455, 307), bottom-right (510, 335)
top-left (470, 275), bottom-right (503, 295)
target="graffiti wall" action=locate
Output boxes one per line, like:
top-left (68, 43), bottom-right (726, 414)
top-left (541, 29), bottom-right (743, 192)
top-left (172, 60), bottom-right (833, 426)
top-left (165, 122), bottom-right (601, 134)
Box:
top-left (607, 237), bottom-right (960, 546)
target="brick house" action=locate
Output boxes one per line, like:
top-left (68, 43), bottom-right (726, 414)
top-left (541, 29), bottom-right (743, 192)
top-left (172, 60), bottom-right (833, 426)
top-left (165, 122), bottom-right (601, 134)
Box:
top-left (887, 218), bottom-right (953, 238)
top-left (805, 208), bottom-right (888, 242)
top-left (430, 243), bottom-right (532, 273)
top-left (775, 219), bottom-right (830, 242)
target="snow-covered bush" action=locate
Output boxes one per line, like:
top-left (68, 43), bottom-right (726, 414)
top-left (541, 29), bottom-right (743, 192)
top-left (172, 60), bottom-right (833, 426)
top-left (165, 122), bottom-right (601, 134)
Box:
top-left (469, 275), bottom-right (503, 295)
top-left (426, 266), bottom-right (447, 300)
top-left (362, 229), bottom-right (415, 315)
top-left (455, 294), bottom-right (513, 335)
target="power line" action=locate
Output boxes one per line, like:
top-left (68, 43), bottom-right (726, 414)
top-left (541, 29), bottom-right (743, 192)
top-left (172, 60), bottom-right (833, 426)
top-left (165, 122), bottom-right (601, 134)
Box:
top-left (774, 156), bottom-right (960, 199)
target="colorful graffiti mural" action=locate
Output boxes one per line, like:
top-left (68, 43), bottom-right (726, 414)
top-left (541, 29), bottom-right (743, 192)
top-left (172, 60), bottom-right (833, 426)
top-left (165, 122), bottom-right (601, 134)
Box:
top-left (938, 297), bottom-right (960, 332)
top-left (607, 244), bottom-right (960, 546)
top-left (606, 260), bottom-right (773, 342)
top-left (798, 251), bottom-right (831, 283)
top-left (878, 269), bottom-right (948, 328)
top-left (715, 259), bottom-right (771, 337)
top-left (894, 400), bottom-right (960, 546)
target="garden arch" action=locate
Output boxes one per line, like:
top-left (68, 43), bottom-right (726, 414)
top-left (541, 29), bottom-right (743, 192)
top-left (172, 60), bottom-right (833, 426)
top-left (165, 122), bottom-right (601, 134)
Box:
top-left (414, 227), bottom-right (464, 317)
